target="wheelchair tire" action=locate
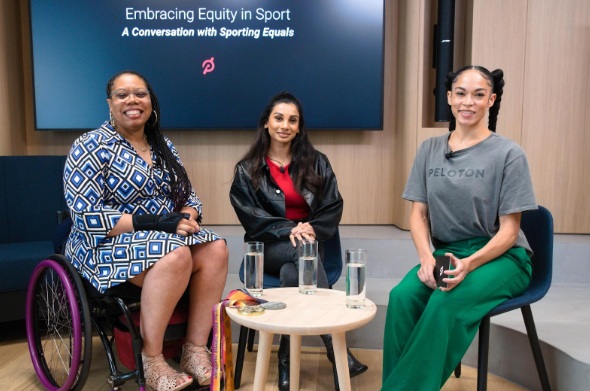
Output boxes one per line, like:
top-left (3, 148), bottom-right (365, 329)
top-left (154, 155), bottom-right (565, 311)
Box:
top-left (26, 255), bottom-right (93, 391)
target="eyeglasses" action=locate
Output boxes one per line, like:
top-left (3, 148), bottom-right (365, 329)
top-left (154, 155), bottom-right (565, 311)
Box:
top-left (110, 89), bottom-right (150, 101)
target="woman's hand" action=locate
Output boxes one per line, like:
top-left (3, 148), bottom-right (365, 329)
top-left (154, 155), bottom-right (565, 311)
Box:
top-left (417, 257), bottom-right (437, 290)
top-left (440, 253), bottom-right (471, 291)
top-left (289, 222), bottom-right (316, 247)
top-left (176, 217), bottom-right (200, 237)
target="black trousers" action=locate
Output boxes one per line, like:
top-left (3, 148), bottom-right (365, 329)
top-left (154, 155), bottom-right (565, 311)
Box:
top-left (263, 239), bottom-right (329, 289)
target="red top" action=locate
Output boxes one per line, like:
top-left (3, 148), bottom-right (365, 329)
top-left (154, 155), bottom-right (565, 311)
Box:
top-left (266, 157), bottom-right (310, 221)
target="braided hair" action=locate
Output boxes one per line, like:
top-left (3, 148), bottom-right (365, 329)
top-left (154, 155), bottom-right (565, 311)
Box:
top-left (106, 70), bottom-right (191, 211)
top-left (235, 91), bottom-right (324, 199)
top-left (444, 66), bottom-right (505, 132)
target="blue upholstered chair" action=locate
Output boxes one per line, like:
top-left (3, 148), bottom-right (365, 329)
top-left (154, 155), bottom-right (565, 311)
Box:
top-left (455, 206), bottom-right (553, 391)
top-left (234, 228), bottom-right (343, 388)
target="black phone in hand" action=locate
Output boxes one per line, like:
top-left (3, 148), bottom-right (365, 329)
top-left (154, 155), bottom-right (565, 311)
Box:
top-left (434, 255), bottom-right (451, 288)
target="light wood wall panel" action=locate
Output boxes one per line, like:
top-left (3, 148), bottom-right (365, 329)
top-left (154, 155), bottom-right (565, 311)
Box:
top-left (520, 0), bottom-right (590, 233)
top-left (14, 0), bottom-right (399, 225)
top-left (0, 0), bottom-right (27, 155)
top-left (391, 0), bottom-right (420, 230)
top-left (470, 0), bottom-right (528, 144)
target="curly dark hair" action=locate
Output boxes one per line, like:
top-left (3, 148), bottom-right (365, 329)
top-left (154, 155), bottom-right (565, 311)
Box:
top-left (444, 65), bottom-right (505, 132)
top-left (236, 91), bottom-right (324, 199)
top-left (106, 70), bottom-right (191, 211)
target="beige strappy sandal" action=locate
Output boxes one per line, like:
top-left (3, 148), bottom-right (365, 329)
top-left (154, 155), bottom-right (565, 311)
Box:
top-left (142, 353), bottom-right (193, 391)
top-left (180, 342), bottom-right (213, 386)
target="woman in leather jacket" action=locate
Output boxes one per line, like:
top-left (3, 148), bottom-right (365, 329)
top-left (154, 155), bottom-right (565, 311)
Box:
top-left (230, 91), bottom-right (367, 391)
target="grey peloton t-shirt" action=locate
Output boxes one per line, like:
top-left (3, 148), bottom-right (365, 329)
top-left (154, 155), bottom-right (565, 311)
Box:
top-left (402, 132), bottom-right (537, 255)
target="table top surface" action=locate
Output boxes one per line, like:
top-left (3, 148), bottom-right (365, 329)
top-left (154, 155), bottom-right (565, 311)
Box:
top-left (225, 288), bottom-right (377, 335)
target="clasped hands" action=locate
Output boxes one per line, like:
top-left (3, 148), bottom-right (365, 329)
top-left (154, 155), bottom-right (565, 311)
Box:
top-left (417, 253), bottom-right (471, 291)
top-left (176, 217), bottom-right (200, 237)
top-left (289, 222), bottom-right (316, 247)
top-left (131, 212), bottom-right (200, 237)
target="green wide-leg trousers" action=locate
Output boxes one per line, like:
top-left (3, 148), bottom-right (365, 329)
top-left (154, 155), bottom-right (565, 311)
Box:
top-left (381, 237), bottom-right (532, 391)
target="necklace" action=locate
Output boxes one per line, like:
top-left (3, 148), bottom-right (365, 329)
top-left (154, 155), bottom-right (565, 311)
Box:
top-left (133, 142), bottom-right (148, 152)
top-left (127, 132), bottom-right (149, 152)
top-left (267, 156), bottom-right (290, 173)
top-left (110, 121), bottom-right (149, 152)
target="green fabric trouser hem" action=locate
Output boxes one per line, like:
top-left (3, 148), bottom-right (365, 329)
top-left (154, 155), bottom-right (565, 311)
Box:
top-left (381, 237), bottom-right (531, 391)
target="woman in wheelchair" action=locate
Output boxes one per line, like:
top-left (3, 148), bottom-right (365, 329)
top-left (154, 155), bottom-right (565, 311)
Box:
top-left (63, 71), bottom-right (228, 391)
top-left (381, 66), bottom-right (537, 390)
top-left (229, 91), bottom-right (367, 391)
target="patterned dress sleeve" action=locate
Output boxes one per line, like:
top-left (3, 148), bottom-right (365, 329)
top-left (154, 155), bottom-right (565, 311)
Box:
top-left (165, 138), bottom-right (203, 222)
top-left (63, 133), bottom-right (122, 247)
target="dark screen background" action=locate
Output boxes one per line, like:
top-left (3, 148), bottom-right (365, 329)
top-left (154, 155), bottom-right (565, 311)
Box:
top-left (30, 0), bottom-right (384, 130)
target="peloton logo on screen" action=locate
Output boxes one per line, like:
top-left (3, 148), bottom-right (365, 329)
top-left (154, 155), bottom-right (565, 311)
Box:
top-left (202, 57), bottom-right (215, 75)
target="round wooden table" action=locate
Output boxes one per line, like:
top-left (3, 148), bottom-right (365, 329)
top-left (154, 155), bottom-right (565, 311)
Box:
top-left (226, 288), bottom-right (377, 391)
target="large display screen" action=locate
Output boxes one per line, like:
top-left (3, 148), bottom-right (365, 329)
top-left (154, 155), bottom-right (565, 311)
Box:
top-left (29, 0), bottom-right (384, 131)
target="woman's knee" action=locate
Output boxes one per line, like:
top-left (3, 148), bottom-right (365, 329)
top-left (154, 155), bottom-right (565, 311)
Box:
top-left (214, 240), bottom-right (229, 261)
top-left (158, 245), bottom-right (193, 274)
top-left (280, 263), bottom-right (298, 287)
top-left (388, 284), bottom-right (411, 305)
top-left (192, 240), bottom-right (229, 272)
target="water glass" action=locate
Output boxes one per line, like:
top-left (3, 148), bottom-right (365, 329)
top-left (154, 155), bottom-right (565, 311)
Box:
top-left (346, 249), bottom-right (367, 308)
top-left (298, 239), bottom-right (318, 295)
top-left (244, 242), bottom-right (264, 297)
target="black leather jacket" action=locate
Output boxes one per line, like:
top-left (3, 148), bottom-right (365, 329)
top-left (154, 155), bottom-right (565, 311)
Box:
top-left (230, 152), bottom-right (343, 243)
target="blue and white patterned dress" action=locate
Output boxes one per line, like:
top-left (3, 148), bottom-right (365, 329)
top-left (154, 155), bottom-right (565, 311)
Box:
top-left (63, 122), bottom-right (223, 293)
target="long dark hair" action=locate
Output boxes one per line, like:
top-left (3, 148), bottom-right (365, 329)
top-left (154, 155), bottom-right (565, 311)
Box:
top-left (236, 91), bottom-right (324, 198)
top-left (444, 65), bottom-right (505, 132)
top-left (106, 70), bottom-right (191, 211)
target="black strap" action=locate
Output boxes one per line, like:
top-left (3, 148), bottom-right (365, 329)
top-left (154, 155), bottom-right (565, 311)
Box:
top-left (132, 212), bottom-right (190, 234)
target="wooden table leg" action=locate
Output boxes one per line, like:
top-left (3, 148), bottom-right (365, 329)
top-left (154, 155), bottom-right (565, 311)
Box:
top-left (290, 334), bottom-right (302, 391)
top-left (332, 332), bottom-right (351, 391)
top-left (253, 331), bottom-right (274, 391)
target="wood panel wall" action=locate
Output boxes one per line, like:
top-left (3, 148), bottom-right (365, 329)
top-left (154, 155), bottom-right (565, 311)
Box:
top-left (520, 0), bottom-right (590, 233)
top-left (1, 0), bottom-right (589, 233)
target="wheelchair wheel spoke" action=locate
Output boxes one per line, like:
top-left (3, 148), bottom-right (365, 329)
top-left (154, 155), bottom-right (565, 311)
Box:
top-left (36, 267), bottom-right (80, 387)
top-left (29, 260), bottom-right (91, 391)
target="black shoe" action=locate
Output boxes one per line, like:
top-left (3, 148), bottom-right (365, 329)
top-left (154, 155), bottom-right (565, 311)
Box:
top-left (321, 334), bottom-right (369, 391)
top-left (278, 335), bottom-right (290, 391)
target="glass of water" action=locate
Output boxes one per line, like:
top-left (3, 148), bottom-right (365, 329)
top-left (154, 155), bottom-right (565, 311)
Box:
top-left (244, 242), bottom-right (264, 297)
top-left (298, 239), bottom-right (318, 295)
top-left (346, 249), bottom-right (367, 308)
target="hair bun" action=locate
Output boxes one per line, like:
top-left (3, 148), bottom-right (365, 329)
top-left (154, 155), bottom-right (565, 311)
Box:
top-left (444, 72), bottom-right (455, 91)
top-left (491, 69), bottom-right (505, 92)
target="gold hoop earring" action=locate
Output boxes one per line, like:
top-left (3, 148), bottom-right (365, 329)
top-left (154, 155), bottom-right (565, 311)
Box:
top-left (147, 110), bottom-right (158, 127)
top-left (109, 112), bottom-right (116, 129)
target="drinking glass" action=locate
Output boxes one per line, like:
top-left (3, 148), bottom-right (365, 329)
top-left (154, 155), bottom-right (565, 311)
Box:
top-left (244, 242), bottom-right (264, 297)
top-left (346, 249), bottom-right (367, 308)
top-left (298, 239), bottom-right (318, 294)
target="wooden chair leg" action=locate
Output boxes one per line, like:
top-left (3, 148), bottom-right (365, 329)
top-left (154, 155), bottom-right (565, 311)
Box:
top-left (477, 316), bottom-right (491, 391)
top-left (521, 305), bottom-right (552, 391)
top-left (234, 325), bottom-right (249, 389)
top-left (247, 327), bottom-right (256, 352)
top-left (454, 362), bottom-right (461, 378)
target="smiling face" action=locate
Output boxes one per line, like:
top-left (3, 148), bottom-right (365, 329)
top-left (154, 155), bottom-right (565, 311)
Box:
top-left (447, 70), bottom-right (496, 130)
top-left (265, 102), bottom-right (300, 147)
top-left (107, 74), bottom-right (152, 135)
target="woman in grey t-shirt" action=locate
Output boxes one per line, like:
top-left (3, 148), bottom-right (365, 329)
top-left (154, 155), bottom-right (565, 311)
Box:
top-left (381, 66), bottom-right (537, 391)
